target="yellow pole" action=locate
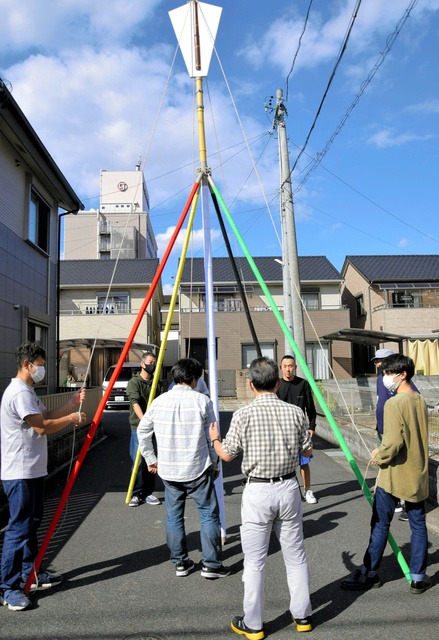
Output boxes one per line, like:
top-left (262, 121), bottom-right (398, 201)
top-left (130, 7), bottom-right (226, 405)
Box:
top-left (125, 191), bottom-right (200, 503)
top-left (196, 77), bottom-right (207, 168)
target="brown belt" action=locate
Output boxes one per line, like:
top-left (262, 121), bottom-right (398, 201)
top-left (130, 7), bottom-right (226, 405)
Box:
top-left (246, 471), bottom-right (296, 484)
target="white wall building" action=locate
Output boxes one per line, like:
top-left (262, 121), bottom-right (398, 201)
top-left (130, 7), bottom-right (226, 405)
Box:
top-left (64, 164), bottom-right (157, 261)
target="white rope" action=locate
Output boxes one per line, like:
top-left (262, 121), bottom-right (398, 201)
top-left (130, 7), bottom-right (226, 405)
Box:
top-left (289, 276), bottom-right (373, 458)
top-left (210, 45), bottom-right (282, 250)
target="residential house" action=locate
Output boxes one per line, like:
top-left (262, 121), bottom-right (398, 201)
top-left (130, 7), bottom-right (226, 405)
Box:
top-left (0, 78), bottom-right (83, 394)
top-left (341, 255), bottom-right (439, 375)
top-left (177, 256), bottom-right (351, 395)
top-left (59, 259), bottom-right (162, 386)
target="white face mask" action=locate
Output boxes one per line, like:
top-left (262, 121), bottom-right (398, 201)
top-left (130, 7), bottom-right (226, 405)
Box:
top-left (382, 373), bottom-right (402, 392)
top-left (30, 364), bottom-right (45, 384)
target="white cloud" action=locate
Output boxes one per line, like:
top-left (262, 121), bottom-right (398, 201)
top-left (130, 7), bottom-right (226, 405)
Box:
top-left (0, 0), bottom-right (163, 51)
top-left (398, 238), bottom-right (408, 247)
top-left (238, 0), bottom-right (439, 75)
top-left (155, 226), bottom-right (221, 258)
top-left (3, 42), bottom-right (276, 213)
top-left (367, 128), bottom-right (435, 148)
top-left (162, 283), bottom-right (175, 295)
top-left (405, 99), bottom-right (439, 114)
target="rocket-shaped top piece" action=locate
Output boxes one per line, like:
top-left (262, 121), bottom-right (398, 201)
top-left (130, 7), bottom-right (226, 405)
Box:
top-left (169, 1), bottom-right (222, 78)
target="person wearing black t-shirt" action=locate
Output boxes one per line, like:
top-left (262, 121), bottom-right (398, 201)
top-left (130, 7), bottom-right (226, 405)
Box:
top-left (277, 355), bottom-right (318, 504)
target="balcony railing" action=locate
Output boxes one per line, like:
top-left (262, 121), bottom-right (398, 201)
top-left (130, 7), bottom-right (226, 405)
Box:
top-left (180, 304), bottom-right (347, 313)
top-left (60, 303), bottom-right (131, 315)
top-left (373, 301), bottom-right (439, 312)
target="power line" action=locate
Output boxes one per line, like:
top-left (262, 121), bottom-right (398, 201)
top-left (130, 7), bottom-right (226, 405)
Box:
top-left (293, 195), bottom-right (410, 251)
top-left (294, 0), bottom-right (419, 194)
top-left (284, 0), bottom-right (314, 101)
top-left (286, 135), bottom-right (438, 244)
top-left (289, 0), bottom-right (363, 175)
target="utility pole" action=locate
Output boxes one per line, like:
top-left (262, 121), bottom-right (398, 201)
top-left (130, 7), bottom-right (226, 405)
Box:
top-left (274, 88), bottom-right (306, 376)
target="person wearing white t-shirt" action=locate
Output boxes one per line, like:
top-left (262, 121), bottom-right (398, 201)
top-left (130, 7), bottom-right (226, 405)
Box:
top-left (0, 342), bottom-right (86, 611)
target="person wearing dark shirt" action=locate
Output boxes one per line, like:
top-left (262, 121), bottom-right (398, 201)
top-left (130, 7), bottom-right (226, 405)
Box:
top-left (126, 352), bottom-right (162, 507)
top-left (277, 355), bottom-right (318, 504)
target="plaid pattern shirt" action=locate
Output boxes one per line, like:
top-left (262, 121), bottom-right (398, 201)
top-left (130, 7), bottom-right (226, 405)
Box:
top-left (137, 385), bottom-right (218, 482)
top-left (221, 393), bottom-right (312, 478)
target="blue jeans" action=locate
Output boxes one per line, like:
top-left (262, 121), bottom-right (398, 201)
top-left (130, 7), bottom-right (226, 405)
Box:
top-left (163, 468), bottom-right (221, 568)
top-left (363, 486), bottom-right (428, 581)
top-left (0, 477), bottom-right (45, 590)
top-left (129, 430), bottom-right (155, 499)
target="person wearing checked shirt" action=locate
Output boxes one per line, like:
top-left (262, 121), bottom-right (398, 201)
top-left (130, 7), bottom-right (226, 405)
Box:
top-left (210, 357), bottom-right (314, 639)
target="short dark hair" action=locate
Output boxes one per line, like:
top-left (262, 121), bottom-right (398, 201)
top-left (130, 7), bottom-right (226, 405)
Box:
top-left (281, 355), bottom-right (295, 364)
top-left (141, 351), bottom-right (156, 362)
top-left (381, 354), bottom-right (415, 381)
top-left (16, 342), bottom-right (46, 368)
top-left (171, 358), bottom-right (203, 385)
top-left (249, 357), bottom-right (279, 391)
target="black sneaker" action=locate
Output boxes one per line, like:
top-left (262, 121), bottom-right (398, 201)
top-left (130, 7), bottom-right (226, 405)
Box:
top-left (292, 615), bottom-right (313, 632)
top-left (410, 574), bottom-right (433, 594)
top-left (231, 615), bottom-right (264, 640)
top-left (175, 559), bottom-right (195, 577)
top-left (341, 570), bottom-right (381, 591)
top-left (399, 509), bottom-right (409, 522)
top-left (201, 564), bottom-right (231, 579)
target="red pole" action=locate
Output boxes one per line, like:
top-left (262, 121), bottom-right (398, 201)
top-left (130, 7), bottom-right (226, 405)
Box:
top-left (24, 180), bottom-right (200, 594)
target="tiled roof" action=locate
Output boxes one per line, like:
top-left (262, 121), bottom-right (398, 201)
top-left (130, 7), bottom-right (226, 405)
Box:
top-left (60, 259), bottom-right (159, 285)
top-left (180, 256), bottom-right (342, 283)
top-left (344, 255), bottom-right (439, 282)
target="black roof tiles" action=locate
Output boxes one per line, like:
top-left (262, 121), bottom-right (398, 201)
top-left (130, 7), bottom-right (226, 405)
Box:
top-left (60, 259), bottom-right (159, 286)
top-left (180, 256), bottom-right (342, 283)
top-left (345, 255), bottom-right (439, 282)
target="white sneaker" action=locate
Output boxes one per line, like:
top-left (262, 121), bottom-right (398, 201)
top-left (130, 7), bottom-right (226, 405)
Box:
top-left (145, 495), bottom-right (161, 505)
top-left (305, 490), bottom-right (318, 504)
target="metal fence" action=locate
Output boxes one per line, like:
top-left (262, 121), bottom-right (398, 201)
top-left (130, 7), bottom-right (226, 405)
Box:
top-left (315, 381), bottom-right (439, 459)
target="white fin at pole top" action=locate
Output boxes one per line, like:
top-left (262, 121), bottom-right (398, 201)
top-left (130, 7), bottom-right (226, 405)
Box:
top-left (169, 1), bottom-right (222, 78)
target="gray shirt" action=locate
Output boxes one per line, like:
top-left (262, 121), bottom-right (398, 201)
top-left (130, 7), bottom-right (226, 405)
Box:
top-left (0, 378), bottom-right (47, 480)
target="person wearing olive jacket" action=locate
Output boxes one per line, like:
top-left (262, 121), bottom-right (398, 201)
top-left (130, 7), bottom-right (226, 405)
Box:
top-left (341, 354), bottom-right (431, 595)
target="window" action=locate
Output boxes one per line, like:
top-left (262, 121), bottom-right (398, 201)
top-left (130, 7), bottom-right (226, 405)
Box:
top-left (27, 321), bottom-right (48, 388)
top-left (306, 342), bottom-right (330, 379)
top-left (96, 292), bottom-right (129, 314)
top-left (391, 290), bottom-right (422, 308)
top-left (241, 343), bottom-right (276, 368)
top-left (355, 294), bottom-right (365, 317)
top-left (302, 292), bottom-right (319, 310)
top-left (29, 189), bottom-right (50, 253)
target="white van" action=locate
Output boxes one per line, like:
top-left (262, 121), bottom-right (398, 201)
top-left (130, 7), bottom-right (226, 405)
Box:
top-left (102, 362), bottom-right (141, 409)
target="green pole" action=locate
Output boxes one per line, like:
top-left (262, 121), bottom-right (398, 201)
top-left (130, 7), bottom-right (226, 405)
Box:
top-left (208, 176), bottom-right (411, 582)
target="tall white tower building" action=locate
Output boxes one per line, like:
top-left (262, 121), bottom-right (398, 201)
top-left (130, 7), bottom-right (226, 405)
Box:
top-left (64, 161), bottom-right (157, 260)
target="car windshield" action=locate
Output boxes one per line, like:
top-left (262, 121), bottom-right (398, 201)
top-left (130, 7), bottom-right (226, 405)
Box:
top-left (104, 366), bottom-right (139, 382)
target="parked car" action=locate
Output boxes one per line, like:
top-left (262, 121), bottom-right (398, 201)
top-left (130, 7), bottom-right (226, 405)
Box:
top-left (102, 362), bottom-right (140, 409)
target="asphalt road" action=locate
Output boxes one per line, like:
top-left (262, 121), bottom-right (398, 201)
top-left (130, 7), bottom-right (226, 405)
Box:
top-left (1, 409), bottom-right (439, 640)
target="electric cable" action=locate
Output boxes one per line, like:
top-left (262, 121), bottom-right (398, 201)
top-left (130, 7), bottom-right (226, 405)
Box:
top-left (294, 0), bottom-right (419, 194)
top-left (285, 0), bottom-right (314, 101)
top-left (289, 0), bottom-right (363, 176)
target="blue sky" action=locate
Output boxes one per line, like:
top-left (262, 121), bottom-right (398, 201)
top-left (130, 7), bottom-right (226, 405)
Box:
top-left (1, 0), bottom-right (439, 293)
